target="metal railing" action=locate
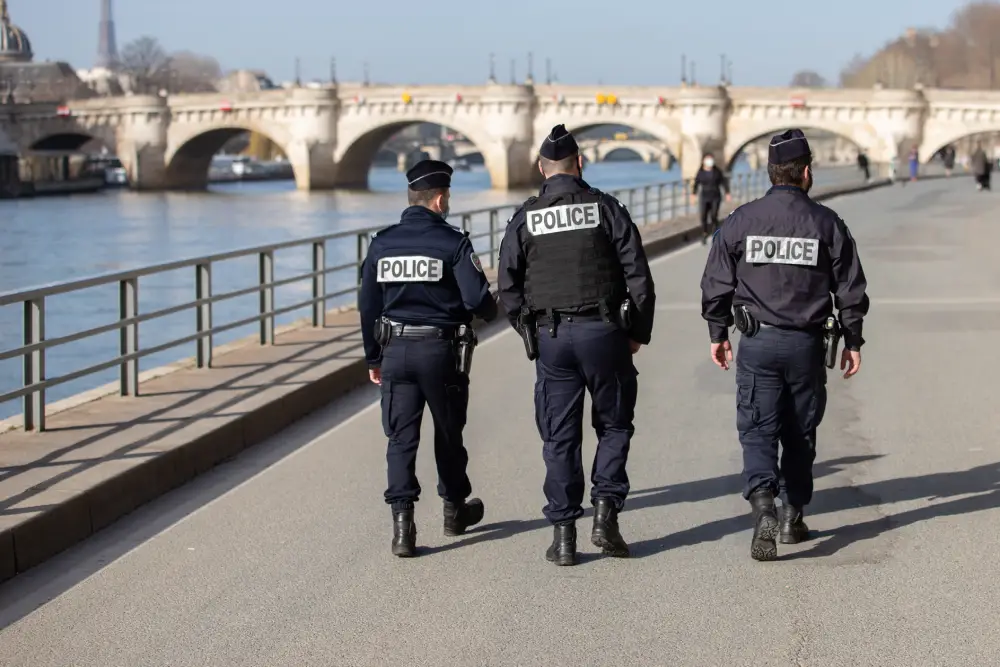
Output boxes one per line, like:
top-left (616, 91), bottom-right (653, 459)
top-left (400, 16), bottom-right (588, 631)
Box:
top-left (0, 168), bottom-right (785, 431)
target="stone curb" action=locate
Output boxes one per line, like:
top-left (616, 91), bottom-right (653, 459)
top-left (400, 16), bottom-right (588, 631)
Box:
top-left (0, 175), bottom-right (928, 584)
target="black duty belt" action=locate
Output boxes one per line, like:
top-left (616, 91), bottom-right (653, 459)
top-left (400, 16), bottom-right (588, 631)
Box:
top-left (389, 321), bottom-right (457, 340)
top-left (535, 311), bottom-right (606, 325)
top-left (759, 322), bottom-right (824, 335)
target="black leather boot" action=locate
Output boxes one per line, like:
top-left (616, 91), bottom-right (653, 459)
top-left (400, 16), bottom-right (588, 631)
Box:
top-left (748, 488), bottom-right (779, 562)
top-left (442, 498), bottom-right (485, 536)
top-left (545, 523), bottom-right (577, 566)
top-left (591, 498), bottom-right (630, 557)
top-left (391, 509), bottom-right (416, 558)
top-left (779, 504), bottom-right (809, 544)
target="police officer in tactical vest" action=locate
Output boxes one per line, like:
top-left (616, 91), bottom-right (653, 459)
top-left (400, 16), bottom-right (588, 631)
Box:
top-left (700, 129), bottom-right (869, 561)
top-left (359, 159), bottom-right (499, 558)
top-left (497, 124), bottom-right (656, 566)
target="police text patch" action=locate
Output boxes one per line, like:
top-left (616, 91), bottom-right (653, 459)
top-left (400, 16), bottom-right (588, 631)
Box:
top-left (745, 236), bottom-right (820, 266)
top-left (526, 202), bottom-right (601, 236)
top-left (376, 256), bottom-right (444, 282)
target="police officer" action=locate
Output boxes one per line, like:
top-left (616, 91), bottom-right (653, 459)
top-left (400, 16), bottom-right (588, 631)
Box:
top-left (699, 129), bottom-right (869, 562)
top-left (497, 124), bottom-right (656, 566)
top-left (359, 159), bottom-right (499, 558)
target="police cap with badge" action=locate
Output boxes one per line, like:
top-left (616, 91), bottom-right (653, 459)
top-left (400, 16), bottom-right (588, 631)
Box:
top-left (406, 159), bottom-right (453, 191)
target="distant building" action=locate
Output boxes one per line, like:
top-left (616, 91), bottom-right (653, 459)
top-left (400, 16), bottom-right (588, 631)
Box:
top-left (0, 0), bottom-right (95, 102)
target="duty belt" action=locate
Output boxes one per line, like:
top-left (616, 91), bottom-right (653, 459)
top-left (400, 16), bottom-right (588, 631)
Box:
top-left (388, 321), bottom-right (457, 340)
top-left (759, 322), bottom-right (824, 333)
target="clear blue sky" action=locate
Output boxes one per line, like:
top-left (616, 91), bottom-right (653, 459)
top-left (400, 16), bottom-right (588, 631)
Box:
top-left (13, 0), bottom-right (970, 86)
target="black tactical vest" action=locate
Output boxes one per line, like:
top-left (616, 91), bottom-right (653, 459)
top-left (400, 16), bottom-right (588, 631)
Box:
top-left (521, 187), bottom-right (625, 312)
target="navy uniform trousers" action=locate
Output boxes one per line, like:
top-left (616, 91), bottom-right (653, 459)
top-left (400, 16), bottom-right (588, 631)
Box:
top-left (735, 325), bottom-right (828, 507)
top-left (533, 318), bottom-right (639, 525)
top-left (380, 334), bottom-right (472, 511)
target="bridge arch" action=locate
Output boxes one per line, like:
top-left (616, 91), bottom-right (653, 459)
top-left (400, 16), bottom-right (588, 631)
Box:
top-left (333, 119), bottom-right (500, 190)
top-left (164, 122), bottom-right (295, 190)
top-left (724, 125), bottom-right (872, 172)
top-left (920, 128), bottom-right (1000, 165)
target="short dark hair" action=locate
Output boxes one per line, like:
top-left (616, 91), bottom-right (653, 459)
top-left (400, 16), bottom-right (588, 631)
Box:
top-left (767, 155), bottom-right (812, 187)
top-left (408, 187), bottom-right (446, 207)
top-left (539, 154), bottom-right (579, 176)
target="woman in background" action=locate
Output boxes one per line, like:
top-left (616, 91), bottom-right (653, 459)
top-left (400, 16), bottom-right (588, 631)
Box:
top-left (691, 153), bottom-right (732, 244)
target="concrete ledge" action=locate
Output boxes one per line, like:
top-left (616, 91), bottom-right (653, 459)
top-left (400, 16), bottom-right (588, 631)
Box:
top-left (0, 175), bottom-right (910, 584)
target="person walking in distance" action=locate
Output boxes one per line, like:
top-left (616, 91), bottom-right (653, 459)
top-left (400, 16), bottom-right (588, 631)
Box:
top-left (691, 153), bottom-right (731, 244)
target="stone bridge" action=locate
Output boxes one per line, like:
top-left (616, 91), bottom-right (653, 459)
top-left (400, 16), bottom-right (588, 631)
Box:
top-left (1, 84), bottom-right (998, 190)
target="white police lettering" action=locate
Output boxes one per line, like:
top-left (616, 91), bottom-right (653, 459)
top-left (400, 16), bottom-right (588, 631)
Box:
top-left (745, 236), bottom-right (820, 266)
top-left (525, 202), bottom-right (601, 236)
top-left (375, 256), bottom-right (444, 282)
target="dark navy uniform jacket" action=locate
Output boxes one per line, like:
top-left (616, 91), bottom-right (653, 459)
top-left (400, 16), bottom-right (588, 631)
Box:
top-left (497, 174), bottom-right (657, 344)
top-left (359, 205), bottom-right (497, 367)
top-left (700, 185), bottom-right (869, 349)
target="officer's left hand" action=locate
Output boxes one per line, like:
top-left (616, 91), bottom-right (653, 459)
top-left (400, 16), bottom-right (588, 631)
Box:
top-left (369, 368), bottom-right (382, 385)
top-left (629, 340), bottom-right (642, 354)
top-left (711, 341), bottom-right (733, 370)
top-left (725, 193), bottom-right (732, 203)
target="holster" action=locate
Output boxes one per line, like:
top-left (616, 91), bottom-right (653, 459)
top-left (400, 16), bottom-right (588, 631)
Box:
top-left (733, 304), bottom-right (759, 338)
top-left (374, 317), bottom-right (391, 346)
top-left (823, 316), bottom-right (842, 369)
top-left (455, 324), bottom-right (478, 375)
top-left (517, 307), bottom-right (539, 361)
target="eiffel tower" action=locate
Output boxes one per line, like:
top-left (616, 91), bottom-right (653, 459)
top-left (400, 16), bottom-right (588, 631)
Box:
top-left (96, 0), bottom-right (118, 69)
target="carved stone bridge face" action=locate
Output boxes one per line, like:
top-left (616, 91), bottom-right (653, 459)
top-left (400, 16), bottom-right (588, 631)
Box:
top-left (1, 84), bottom-right (998, 191)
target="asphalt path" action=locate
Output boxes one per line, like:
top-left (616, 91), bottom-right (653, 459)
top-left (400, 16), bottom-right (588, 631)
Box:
top-left (1, 176), bottom-right (998, 666)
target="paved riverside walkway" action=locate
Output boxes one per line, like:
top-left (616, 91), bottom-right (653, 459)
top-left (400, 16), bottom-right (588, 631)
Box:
top-left (3, 176), bottom-right (999, 665)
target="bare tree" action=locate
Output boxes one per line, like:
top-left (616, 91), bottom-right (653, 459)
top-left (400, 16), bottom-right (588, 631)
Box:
top-left (838, 1), bottom-right (1000, 89)
top-left (790, 70), bottom-right (828, 87)
top-left (120, 36), bottom-right (170, 94)
top-left (166, 51), bottom-right (222, 93)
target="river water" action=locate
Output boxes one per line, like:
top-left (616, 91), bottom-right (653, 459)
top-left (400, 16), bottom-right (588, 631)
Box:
top-left (0, 159), bottom-right (865, 417)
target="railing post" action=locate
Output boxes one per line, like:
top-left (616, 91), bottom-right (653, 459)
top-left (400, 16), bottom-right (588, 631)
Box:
top-left (488, 209), bottom-right (498, 269)
top-left (670, 182), bottom-right (677, 219)
top-left (119, 277), bottom-right (139, 396)
top-left (628, 188), bottom-right (635, 216)
top-left (312, 241), bottom-right (326, 327)
top-left (22, 297), bottom-right (45, 432)
top-left (461, 214), bottom-right (471, 234)
top-left (356, 232), bottom-right (370, 304)
top-left (642, 186), bottom-right (649, 225)
top-left (684, 180), bottom-right (691, 216)
top-left (259, 251), bottom-right (275, 345)
top-left (195, 262), bottom-right (212, 368)
top-left (656, 183), bottom-right (664, 222)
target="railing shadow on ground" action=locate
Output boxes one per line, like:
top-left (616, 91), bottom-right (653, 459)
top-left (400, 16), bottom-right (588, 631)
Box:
top-left (0, 327), bottom-right (367, 514)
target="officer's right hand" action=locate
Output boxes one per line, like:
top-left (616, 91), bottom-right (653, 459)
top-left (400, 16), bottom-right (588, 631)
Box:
top-left (369, 368), bottom-right (382, 385)
top-left (711, 341), bottom-right (733, 370)
top-left (840, 349), bottom-right (861, 379)
top-left (629, 340), bottom-right (642, 354)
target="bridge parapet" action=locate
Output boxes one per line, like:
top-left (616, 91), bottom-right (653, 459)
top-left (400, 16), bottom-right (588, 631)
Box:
top-left (0, 84), bottom-right (993, 191)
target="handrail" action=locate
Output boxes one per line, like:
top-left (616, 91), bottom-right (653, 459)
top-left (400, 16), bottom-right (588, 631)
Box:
top-left (0, 166), bottom-right (866, 431)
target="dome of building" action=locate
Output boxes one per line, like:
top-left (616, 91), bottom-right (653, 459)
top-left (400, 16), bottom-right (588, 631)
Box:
top-left (0, 1), bottom-right (33, 64)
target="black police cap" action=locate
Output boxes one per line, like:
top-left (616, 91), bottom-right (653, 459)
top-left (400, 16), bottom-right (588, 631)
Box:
top-left (406, 159), bottom-right (453, 191)
top-left (539, 124), bottom-right (580, 161)
top-left (768, 129), bottom-right (812, 165)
